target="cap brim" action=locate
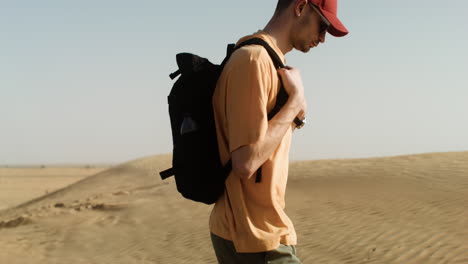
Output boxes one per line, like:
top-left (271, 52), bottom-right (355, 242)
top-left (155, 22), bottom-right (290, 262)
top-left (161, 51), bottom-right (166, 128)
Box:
top-left (320, 8), bottom-right (349, 37)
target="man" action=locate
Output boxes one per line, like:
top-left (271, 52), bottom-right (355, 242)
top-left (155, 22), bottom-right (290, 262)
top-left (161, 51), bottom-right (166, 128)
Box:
top-left (209, 0), bottom-right (348, 263)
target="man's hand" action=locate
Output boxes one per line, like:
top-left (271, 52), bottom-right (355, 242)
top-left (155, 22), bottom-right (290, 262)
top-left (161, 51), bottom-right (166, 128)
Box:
top-left (278, 66), bottom-right (307, 119)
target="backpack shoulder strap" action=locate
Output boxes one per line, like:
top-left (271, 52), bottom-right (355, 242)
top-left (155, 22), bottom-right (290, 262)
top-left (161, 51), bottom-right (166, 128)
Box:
top-left (233, 38), bottom-right (285, 69)
top-left (233, 37), bottom-right (289, 121)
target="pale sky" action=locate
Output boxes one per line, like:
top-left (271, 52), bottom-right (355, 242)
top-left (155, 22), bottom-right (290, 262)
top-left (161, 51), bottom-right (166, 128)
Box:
top-left (1, 0), bottom-right (468, 165)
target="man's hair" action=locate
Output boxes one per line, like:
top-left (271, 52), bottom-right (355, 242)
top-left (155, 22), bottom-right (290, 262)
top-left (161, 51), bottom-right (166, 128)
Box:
top-left (274, 0), bottom-right (295, 15)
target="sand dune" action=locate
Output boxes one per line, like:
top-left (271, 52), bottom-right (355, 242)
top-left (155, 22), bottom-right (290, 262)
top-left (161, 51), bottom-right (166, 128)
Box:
top-left (0, 167), bottom-right (107, 211)
top-left (0, 152), bottom-right (467, 264)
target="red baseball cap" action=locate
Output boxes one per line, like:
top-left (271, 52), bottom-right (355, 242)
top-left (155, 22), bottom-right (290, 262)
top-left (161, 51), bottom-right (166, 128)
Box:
top-left (309, 0), bottom-right (348, 37)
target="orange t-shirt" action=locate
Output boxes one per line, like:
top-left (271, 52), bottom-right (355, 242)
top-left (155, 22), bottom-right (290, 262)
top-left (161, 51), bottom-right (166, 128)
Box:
top-left (209, 30), bottom-right (297, 253)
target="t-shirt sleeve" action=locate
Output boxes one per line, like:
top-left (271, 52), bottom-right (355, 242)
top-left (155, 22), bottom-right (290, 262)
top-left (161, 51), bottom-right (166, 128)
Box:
top-left (225, 49), bottom-right (271, 153)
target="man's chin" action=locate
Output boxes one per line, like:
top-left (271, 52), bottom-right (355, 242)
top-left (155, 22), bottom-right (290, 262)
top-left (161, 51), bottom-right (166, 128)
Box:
top-left (300, 46), bottom-right (312, 53)
top-left (293, 42), bottom-right (312, 53)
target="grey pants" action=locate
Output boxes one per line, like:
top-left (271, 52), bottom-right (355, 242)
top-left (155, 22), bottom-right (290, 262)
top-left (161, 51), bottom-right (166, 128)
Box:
top-left (210, 233), bottom-right (302, 264)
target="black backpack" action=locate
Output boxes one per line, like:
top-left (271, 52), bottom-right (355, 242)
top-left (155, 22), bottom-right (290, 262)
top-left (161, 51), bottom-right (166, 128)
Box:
top-left (159, 38), bottom-right (289, 204)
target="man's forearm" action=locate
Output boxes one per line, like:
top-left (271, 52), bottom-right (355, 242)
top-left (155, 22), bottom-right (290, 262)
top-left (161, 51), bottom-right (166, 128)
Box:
top-left (231, 96), bottom-right (302, 179)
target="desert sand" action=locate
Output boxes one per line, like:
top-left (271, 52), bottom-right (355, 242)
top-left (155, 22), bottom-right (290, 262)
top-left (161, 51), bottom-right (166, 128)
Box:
top-left (0, 166), bottom-right (107, 211)
top-left (0, 151), bottom-right (467, 264)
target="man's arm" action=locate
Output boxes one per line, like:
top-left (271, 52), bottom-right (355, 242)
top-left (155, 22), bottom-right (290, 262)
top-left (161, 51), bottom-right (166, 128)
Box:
top-left (232, 66), bottom-right (306, 180)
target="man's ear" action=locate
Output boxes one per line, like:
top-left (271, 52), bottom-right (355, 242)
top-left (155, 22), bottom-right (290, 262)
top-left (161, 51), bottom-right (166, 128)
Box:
top-left (294, 0), bottom-right (308, 17)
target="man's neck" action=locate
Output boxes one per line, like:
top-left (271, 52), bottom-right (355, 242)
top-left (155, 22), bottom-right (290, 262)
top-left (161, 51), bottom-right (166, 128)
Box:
top-left (262, 16), bottom-right (294, 55)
